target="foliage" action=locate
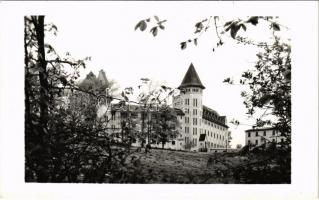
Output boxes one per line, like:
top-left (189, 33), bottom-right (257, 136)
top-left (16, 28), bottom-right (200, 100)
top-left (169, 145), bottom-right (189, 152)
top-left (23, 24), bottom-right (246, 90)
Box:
top-left (134, 16), bottom-right (167, 37)
top-left (225, 37), bottom-right (291, 140)
top-left (135, 79), bottom-right (181, 148)
top-left (25, 16), bottom-right (89, 182)
top-left (25, 16), bottom-right (139, 183)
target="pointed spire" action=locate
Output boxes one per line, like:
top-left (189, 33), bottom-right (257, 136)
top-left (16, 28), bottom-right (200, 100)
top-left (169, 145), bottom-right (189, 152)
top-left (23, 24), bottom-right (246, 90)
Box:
top-left (178, 63), bottom-right (205, 89)
top-left (98, 69), bottom-right (109, 85)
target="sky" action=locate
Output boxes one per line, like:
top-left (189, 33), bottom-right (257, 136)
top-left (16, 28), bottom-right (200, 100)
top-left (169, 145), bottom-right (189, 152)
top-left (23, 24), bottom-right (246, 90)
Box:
top-left (43, 3), bottom-right (292, 147)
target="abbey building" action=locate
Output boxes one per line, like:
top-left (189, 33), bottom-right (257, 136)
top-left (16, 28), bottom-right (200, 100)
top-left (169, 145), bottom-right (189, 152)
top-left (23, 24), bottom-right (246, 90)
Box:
top-left (104, 63), bottom-right (230, 151)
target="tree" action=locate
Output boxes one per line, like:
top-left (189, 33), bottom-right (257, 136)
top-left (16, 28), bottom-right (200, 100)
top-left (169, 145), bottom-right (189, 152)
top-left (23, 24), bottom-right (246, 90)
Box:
top-left (25, 16), bottom-right (134, 183)
top-left (25, 16), bottom-right (86, 182)
top-left (151, 106), bottom-right (181, 149)
top-left (226, 37), bottom-right (291, 141)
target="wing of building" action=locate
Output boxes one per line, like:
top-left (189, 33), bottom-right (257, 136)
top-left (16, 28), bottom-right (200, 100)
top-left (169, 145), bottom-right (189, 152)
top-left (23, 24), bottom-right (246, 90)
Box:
top-left (245, 127), bottom-right (287, 147)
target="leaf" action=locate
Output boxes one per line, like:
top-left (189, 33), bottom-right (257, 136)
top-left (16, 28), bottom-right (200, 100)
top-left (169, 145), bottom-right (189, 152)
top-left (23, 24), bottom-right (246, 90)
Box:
top-left (195, 22), bottom-right (203, 29)
top-left (146, 18), bottom-right (150, 22)
top-left (180, 42), bottom-right (187, 50)
top-left (247, 16), bottom-right (259, 26)
top-left (240, 24), bottom-right (247, 31)
top-left (225, 23), bottom-right (234, 32)
top-left (134, 21), bottom-right (141, 30)
top-left (154, 15), bottom-right (159, 21)
top-left (159, 25), bottom-right (165, 30)
top-left (272, 22), bottom-right (280, 31)
top-left (194, 38), bottom-right (198, 46)
top-left (230, 24), bottom-right (240, 39)
top-left (139, 20), bottom-right (147, 31)
top-left (150, 27), bottom-right (158, 37)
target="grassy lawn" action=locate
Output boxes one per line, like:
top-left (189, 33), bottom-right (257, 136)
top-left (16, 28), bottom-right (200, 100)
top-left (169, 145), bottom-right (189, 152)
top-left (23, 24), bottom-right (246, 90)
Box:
top-left (126, 148), bottom-right (241, 183)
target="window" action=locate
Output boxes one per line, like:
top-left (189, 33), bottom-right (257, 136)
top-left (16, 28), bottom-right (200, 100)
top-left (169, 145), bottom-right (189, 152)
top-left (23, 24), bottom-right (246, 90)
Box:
top-left (248, 132), bottom-right (251, 137)
top-left (185, 127), bottom-right (189, 134)
top-left (193, 128), bottom-right (197, 135)
top-left (172, 141), bottom-right (175, 145)
top-left (185, 98), bottom-right (190, 105)
top-left (192, 118), bottom-right (197, 125)
top-left (248, 140), bottom-right (251, 145)
top-left (255, 140), bottom-right (258, 145)
top-left (256, 132), bottom-right (258, 137)
top-left (272, 139), bottom-right (275, 143)
top-left (263, 131), bottom-right (266, 136)
top-left (281, 138), bottom-right (284, 143)
top-left (272, 130), bottom-right (275, 136)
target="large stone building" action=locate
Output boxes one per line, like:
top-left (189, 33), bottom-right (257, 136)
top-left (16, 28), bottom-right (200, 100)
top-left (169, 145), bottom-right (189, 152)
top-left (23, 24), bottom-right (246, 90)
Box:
top-left (104, 63), bottom-right (231, 151)
top-left (172, 63), bottom-right (230, 151)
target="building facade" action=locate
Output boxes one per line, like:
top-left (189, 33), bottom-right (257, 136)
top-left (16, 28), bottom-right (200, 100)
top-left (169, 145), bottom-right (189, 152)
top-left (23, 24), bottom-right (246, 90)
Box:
top-left (172, 63), bottom-right (230, 152)
top-left (103, 63), bottom-right (230, 151)
top-left (245, 127), bottom-right (286, 147)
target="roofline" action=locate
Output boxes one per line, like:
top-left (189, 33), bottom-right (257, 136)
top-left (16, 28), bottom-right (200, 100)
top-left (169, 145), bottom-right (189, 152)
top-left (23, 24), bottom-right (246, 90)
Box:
top-left (245, 127), bottom-right (277, 132)
top-left (178, 84), bottom-right (205, 90)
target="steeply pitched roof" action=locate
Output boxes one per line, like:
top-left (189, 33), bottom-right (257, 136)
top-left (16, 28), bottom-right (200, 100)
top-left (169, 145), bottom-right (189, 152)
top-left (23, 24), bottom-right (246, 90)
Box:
top-left (178, 63), bottom-right (205, 89)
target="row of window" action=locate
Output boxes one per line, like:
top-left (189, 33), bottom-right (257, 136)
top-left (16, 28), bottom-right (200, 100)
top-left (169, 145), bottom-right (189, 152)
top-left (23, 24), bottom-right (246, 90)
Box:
top-left (248, 138), bottom-right (284, 145)
top-left (183, 139), bottom-right (225, 149)
top-left (203, 119), bottom-right (226, 131)
top-left (184, 88), bottom-right (201, 93)
top-left (247, 130), bottom-right (278, 137)
top-left (204, 130), bottom-right (225, 140)
top-left (184, 98), bottom-right (200, 108)
top-left (207, 143), bottom-right (225, 149)
top-left (184, 116), bottom-right (200, 126)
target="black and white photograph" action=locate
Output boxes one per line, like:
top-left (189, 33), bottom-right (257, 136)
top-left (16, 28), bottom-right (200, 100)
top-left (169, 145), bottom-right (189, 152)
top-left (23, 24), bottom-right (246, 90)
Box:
top-left (0, 1), bottom-right (318, 199)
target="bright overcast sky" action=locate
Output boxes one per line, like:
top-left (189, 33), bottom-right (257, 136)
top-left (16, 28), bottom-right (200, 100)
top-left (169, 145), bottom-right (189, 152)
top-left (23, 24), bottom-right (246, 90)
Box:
top-left (42, 2), bottom-right (295, 147)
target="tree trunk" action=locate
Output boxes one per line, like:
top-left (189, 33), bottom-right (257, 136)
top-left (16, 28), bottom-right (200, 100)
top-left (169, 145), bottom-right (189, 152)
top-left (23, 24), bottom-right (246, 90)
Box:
top-left (34, 16), bottom-right (49, 134)
top-left (33, 16), bottom-right (50, 182)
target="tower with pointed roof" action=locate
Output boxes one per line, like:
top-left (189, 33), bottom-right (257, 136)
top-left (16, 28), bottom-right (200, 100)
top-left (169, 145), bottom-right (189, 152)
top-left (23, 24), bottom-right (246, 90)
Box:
top-left (173, 63), bottom-right (230, 151)
top-left (173, 63), bottom-right (205, 150)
